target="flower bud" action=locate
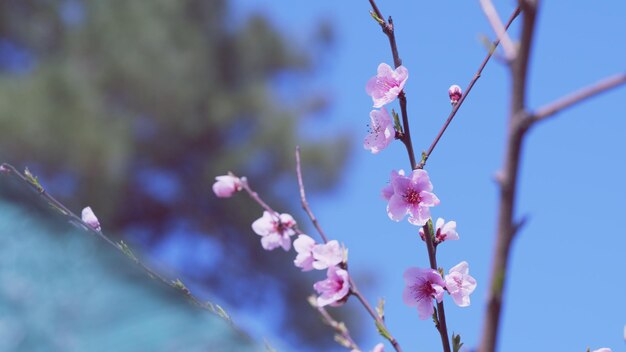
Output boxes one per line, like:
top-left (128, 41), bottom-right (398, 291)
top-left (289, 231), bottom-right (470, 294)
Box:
top-left (81, 206), bottom-right (101, 232)
top-left (448, 84), bottom-right (462, 105)
top-left (212, 174), bottom-right (242, 198)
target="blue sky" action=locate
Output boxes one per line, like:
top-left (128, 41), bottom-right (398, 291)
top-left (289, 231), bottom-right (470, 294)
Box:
top-left (227, 1), bottom-right (626, 351)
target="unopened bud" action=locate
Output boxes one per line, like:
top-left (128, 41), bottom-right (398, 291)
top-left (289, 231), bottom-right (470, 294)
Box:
top-left (448, 84), bottom-right (462, 105)
top-left (81, 206), bottom-right (101, 232)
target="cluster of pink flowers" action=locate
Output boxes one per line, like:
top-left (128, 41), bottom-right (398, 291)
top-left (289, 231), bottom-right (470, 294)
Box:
top-left (380, 168), bottom-right (476, 318)
top-left (212, 175), bottom-right (351, 307)
top-left (402, 261), bottom-right (476, 319)
top-left (364, 63), bottom-right (408, 154)
top-left (207, 62), bottom-right (475, 346)
top-left (293, 235), bottom-right (348, 306)
top-left (362, 65), bottom-right (476, 320)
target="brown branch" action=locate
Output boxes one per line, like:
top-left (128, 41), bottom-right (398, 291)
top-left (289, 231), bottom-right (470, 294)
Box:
top-left (310, 297), bottom-right (361, 351)
top-left (479, 0), bottom-right (517, 61)
top-left (295, 146), bottom-right (329, 243)
top-left (479, 1), bottom-right (538, 352)
top-left (368, 0), bottom-right (417, 169)
top-left (417, 6), bottom-right (521, 169)
top-left (239, 178), bottom-right (278, 216)
top-left (531, 73), bottom-right (626, 123)
top-left (349, 278), bottom-right (403, 352)
top-left (422, 222), bottom-right (451, 352)
top-left (295, 148), bottom-right (403, 351)
top-left (481, 8), bottom-right (626, 352)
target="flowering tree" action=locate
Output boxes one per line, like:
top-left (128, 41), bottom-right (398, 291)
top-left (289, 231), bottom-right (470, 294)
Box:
top-left (210, 1), bottom-right (625, 351)
top-left (1, 1), bottom-right (624, 351)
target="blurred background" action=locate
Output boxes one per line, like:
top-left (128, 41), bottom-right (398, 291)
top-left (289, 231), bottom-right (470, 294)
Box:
top-left (0, 1), bottom-right (625, 351)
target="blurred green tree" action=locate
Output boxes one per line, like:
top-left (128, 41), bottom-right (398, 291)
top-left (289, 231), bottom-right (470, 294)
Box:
top-left (0, 0), bottom-right (352, 349)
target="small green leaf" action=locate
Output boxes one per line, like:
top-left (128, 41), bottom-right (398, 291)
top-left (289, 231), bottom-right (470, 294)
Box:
top-left (479, 34), bottom-right (497, 55)
top-left (376, 298), bottom-right (385, 320)
top-left (215, 304), bottom-right (231, 322)
top-left (24, 167), bottom-right (44, 193)
top-left (426, 219), bottom-right (435, 241)
top-left (432, 306), bottom-right (439, 326)
top-left (392, 109), bottom-right (403, 134)
top-left (369, 11), bottom-right (385, 25)
top-left (452, 332), bottom-right (464, 352)
top-left (118, 241), bottom-right (138, 263)
top-left (375, 320), bottom-right (391, 341)
top-left (334, 334), bottom-right (351, 348)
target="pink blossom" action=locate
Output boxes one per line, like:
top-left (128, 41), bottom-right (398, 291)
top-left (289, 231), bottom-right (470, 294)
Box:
top-left (0, 164), bottom-right (9, 174)
top-left (592, 349), bottom-right (612, 352)
top-left (212, 174), bottom-right (241, 198)
top-left (448, 84), bottom-right (462, 105)
top-left (402, 267), bottom-right (445, 319)
top-left (364, 108), bottom-right (395, 154)
top-left (419, 217), bottom-right (459, 244)
top-left (293, 235), bottom-right (316, 271)
top-left (385, 169), bottom-right (440, 226)
top-left (313, 266), bottom-right (350, 307)
top-left (251, 211), bottom-right (296, 251)
top-left (312, 240), bottom-right (343, 270)
top-left (294, 236), bottom-right (344, 271)
top-left (81, 206), bottom-right (101, 232)
top-left (366, 63), bottom-right (409, 108)
top-left (444, 261), bottom-right (477, 307)
top-left (381, 169), bottom-right (405, 201)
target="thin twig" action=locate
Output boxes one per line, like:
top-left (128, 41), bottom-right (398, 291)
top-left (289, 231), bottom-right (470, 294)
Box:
top-left (295, 146), bottom-right (329, 243)
top-left (349, 277), bottom-right (403, 352)
top-left (479, 1), bottom-right (537, 351)
top-left (417, 6), bottom-right (521, 169)
top-left (0, 163), bottom-right (247, 335)
top-left (239, 179), bottom-right (278, 216)
top-left (368, 0), bottom-right (417, 169)
top-left (295, 149), bottom-right (402, 351)
top-left (479, 0), bottom-right (517, 61)
top-left (310, 297), bottom-right (361, 351)
top-left (531, 73), bottom-right (626, 123)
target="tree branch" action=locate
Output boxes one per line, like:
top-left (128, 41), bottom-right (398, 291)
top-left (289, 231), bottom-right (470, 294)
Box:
top-left (422, 222), bottom-right (451, 352)
top-left (479, 1), bottom-right (538, 351)
top-left (531, 73), bottom-right (626, 123)
top-left (0, 163), bottom-right (247, 336)
top-left (294, 148), bottom-right (403, 351)
top-left (417, 7), bottom-right (521, 169)
top-left (309, 297), bottom-right (361, 351)
top-left (368, 0), bottom-right (417, 169)
top-left (295, 146), bottom-right (330, 243)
